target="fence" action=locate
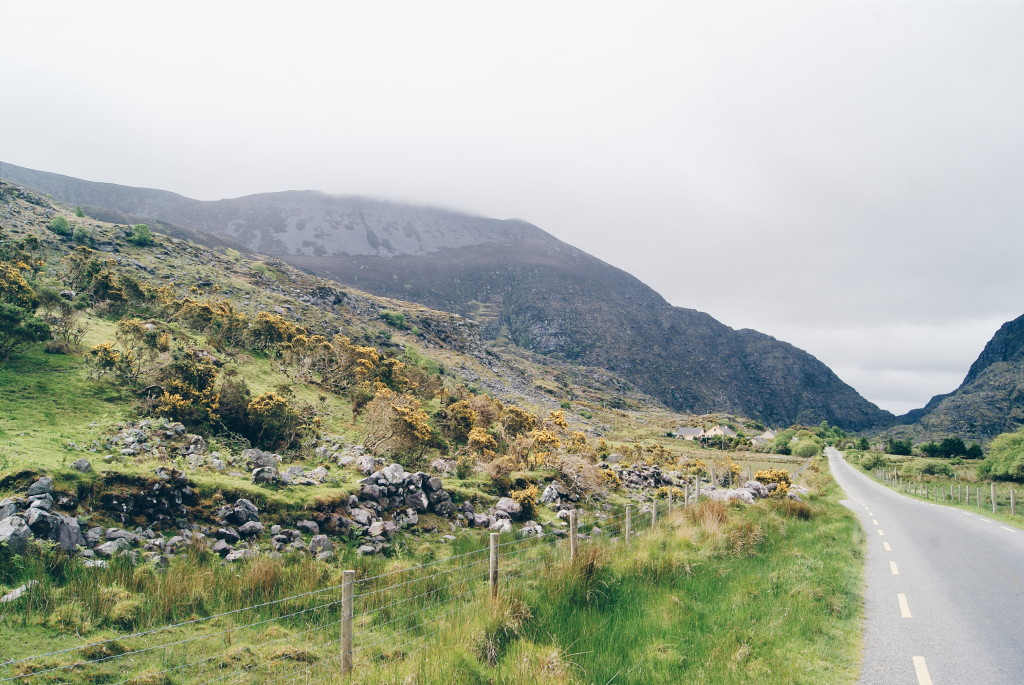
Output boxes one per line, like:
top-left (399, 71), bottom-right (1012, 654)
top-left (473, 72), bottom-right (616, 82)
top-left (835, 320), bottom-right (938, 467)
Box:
top-left (872, 469), bottom-right (1019, 518)
top-left (0, 491), bottom-right (693, 684)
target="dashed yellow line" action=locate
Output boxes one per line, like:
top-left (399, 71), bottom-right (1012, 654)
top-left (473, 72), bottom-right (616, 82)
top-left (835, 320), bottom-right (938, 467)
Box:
top-left (913, 656), bottom-right (933, 685)
top-left (890, 561), bottom-right (899, 575)
top-left (872, 519), bottom-right (879, 525)
top-left (898, 593), bottom-right (912, 618)
top-left (878, 529), bottom-right (885, 536)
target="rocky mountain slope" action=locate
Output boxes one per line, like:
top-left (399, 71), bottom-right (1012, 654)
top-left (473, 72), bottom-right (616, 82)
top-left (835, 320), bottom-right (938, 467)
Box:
top-left (894, 313), bottom-right (1024, 440)
top-left (0, 161), bottom-right (894, 429)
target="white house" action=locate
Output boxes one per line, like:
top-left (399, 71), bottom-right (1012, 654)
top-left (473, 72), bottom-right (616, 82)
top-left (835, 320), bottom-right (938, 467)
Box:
top-left (674, 426), bottom-right (704, 440)
top-left (704, 425), bottom-right (737, 438)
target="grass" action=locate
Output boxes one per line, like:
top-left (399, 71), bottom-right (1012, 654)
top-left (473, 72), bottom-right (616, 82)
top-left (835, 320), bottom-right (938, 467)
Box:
top-left (0, 464), bottom-right (863, 684)
top-left (850, 453), bottom-right (1024, 530)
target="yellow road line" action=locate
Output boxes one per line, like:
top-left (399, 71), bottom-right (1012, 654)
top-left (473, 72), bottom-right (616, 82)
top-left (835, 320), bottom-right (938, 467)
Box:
top-left (890, 561), bottom-right (899, 575)
top-left (878, 529), bottom-right (885, 536)
top-left (883, 542), bottom-right (892, 551)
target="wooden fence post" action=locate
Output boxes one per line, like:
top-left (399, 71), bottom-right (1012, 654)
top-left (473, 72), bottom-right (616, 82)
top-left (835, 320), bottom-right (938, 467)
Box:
top-left (1011, 489), bottom-right (1016, 517)
top-left (569, 510), bottom-right (578, 562)
top-left (625, 505), bottom-right (632, 543)
top-left (651, 500), bottom-right (657, 529)
top-left (977, 487), bottom-right (981, 510)
top-left (489, 533), bottom-right (499, 599)
top-left (341, 569), bottom-right (354, 675)
top-left (668, 490), bottom-right (673, 515)
top-left (991, 483), bottom-right (997, 514)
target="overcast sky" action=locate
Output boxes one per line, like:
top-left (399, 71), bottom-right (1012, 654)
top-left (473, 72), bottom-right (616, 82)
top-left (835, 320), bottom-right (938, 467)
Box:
top-left (3, 1), bottom-right (1023, 414)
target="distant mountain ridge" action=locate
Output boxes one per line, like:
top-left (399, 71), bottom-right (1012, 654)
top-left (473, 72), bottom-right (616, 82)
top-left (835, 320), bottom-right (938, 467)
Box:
top-left (0, 160), bottom-right (895, 429)
top-left (895, 314), bottom-right (1024, 439)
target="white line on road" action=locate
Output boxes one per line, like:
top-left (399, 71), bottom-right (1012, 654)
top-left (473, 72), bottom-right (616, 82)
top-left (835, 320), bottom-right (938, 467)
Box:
top-left (872, 519), bottom-right (879, 525)
top-left (898, 593), bottom-right (912, 618)
top-left (980, 519), bottom-right (992, 524)
top-left (890, 561), bottom-right (900, 575)
top-left (883, 542), bottom-right (892, 551)
top-left (878, 529), bottom-right (885, 536)
top-left (913, 656), bottom-right (933, 685)
top-left (1001, 526), bottom-right (1015, 533)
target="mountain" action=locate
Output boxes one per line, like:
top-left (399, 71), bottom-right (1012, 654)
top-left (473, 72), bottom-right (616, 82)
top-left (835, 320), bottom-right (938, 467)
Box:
top-left (895, 314), bottom-right (1024, 439)
top-left (0, 160), bottom-right (894, 429)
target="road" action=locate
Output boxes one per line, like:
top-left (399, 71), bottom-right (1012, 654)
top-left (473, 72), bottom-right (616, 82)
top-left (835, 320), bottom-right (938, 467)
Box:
top-left (827, 447), bottom-right (1024, 685)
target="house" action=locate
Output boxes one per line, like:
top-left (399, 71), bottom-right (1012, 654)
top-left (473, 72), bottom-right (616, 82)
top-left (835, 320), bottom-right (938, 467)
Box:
top-left (758, 430), bottom-right (777, 441)
top-left (750, 436), bottom-right (770, 448)
top-left (704, 425), bottom-right (737, 438)
top-left (674, 426), bottom-right (704, 440)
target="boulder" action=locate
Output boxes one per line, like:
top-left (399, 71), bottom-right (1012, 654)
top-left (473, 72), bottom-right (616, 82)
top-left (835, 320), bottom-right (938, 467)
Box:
top-left (424, 476), bottom-right (443, 493)
top-left (541, 483), bottom-right (564, 504)
top-left (489, 519), bottom-right (513, 534)
top-left (744, 480), bottom-right (769, 498)
top-left (0, 498), bottom-right (20, 520)
top-left (225, 549), bottom-right (256, 562)
top-left (472, 513), bottom-right (492, 529)
top-left (359, 484), bottom-right (382, 502)
top-left (27, 477), bottom-right (54, 497)
top-left (296, 520), bottom-right (319, 536)
top-left (28, 494), bottom-right (53, 511)
top-left (357, 544), bottom-right (377, 556)
top-left (308, 535), bottom-right (334, 555)
top-left (238, 521), bottom-right (264, 538)
top-left (350, 508), bottom-right (373, 528)
top-left (0, 581), bottom-right (38, 604)
top-left (429, 459), bottom-right (456, 475)
top-left (495, 497), bottom-right (522, 518)
top-left (405, 490), bottom-right (429, 512)
top-left (216, 527), bottom-right (241, 544)
top-left (252, 467), bottom-right (282, 485)
top-left (367, 521), bottom-right (385, 537)
top-left (0, 516), bottom-right (31, 554)
top-left (355, 455), bottom-right (379, 475)
top-left (381, 463), bottom-right (408, 485)
top-left (26, 509), bottom-right (57, 538)
top-left (94, 539), bottom-right (129, 558)
top-left (70, 459), bottom-right (93, 473)
top-left (306, 466), bottom-right (329, 483)
top-left (242, 449), bottom-right (280, 469)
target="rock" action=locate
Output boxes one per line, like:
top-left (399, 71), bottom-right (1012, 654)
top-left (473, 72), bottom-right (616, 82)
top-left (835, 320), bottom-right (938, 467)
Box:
top-left (350, 508), bottom-right (373, 528)
top-left (0, 581), bottom-right (38, 603)
top-left (296, 520), bottom-right (319, 536)
top-left (433, 500), bottom-right (456, 517)
top-left (355, 455), bottom-right (380, 475)
top-left (308, 535), bottom-right (334, 555)
top-left (28, 494), bottom-right (53, 511)
top-left (357, 544), bottom-right (377, 556)
top-left (337, 456), bottom-right (356, 468)
top-left (0, 498), bottom-right (20, 520)
top-left (489, 519), bottom-right (513, 534)
top-left (472, 513), bottom-right (492, 528)
top-left (306, 466), bottom-right (329, 483)
top-left (210, 459), bottom-right (226, 471)
top-left (744, 480), bottom-right (769, 498)
top-left (252, 467), bottom-right (282, 485)
top-left (284, 465), bottom-right (306, 479)
top-left (225, 549), bottom-right (256, 562)
top-left (404, 490), bottom-right (429, 512)
top-left (495, 497), bottom-right (522, 518)
top-left (359, 483), bottom-right (382, 502)
top-left (85, 526), bottom-right (104, 546)
top-left (541, 483), bottom-right (564, 504)
top-left (316, 550), bottom-right (335, 562)
top-left (83, 559), bottom-right (108, 568)
top-left (26, 508), bottom-right (57, 538)
top-left (518, 521), bottom-right (543, 537)
top-left (424, 476), bottom-right (443, 493)
top-left (94, 539), bottom-right (129, 558)
top-left (106, 528), bottom-right (140, 544)
top-left (787, 492), bottom-right (804, 502)
top-left (430, 458), bottom-right (456, 475)
top-left (242, 449), bottom-right (280, 469)
top-left (367, 521), bottom-right (385, 536)
top-left (212, 539), bottom-right (233, 556)
top-left (70, 459), bottom-right (93, 473)
top-left (52, 516), bottom-right (86, 551)
top-left (381, 463), bottom-right (407, 485)
top-left (605, 453), bottom-right (624, 464)
top-left (238, 521), bottom-right (264, 538)
top-left (556, 509), bottom-right (572, 520)
top-left (727, 488), bottom-right (756, 504)
top-left (0, 516), bottom-right (31, 553)
top-left (27, 477), bottom-right (54, 497)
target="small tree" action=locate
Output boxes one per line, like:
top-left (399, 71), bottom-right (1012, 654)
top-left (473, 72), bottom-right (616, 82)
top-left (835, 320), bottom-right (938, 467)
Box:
top-left (886, 438), bottom-right (913, 456)
top-left (48, 216), bottom-right (71, 236)
top-left (72, 226), bottom-right (93, 246)
top-left (0, 303), bottom-right (50, 362)
top-left (129, 224), bottom-right (155, 247)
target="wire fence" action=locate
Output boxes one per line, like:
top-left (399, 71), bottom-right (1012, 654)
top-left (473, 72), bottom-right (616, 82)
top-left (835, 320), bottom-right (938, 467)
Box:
top-left (872, 468), bottom-right (1020, 517)
top-left (0, 495), bottom-right (690, 684)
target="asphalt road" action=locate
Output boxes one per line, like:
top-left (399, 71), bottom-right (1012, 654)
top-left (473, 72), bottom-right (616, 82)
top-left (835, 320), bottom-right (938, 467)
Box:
top-left (827, 447), bottom-right (1024, 685)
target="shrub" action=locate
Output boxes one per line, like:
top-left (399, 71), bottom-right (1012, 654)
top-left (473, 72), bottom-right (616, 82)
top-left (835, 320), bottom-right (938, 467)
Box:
top-left (978, 428), bottom-right (1024, 481)
top-left (48, 215), bottom-right (71, 236)
top-left (72, 225), bottom-right (93, 245)
top-left (379, 310), bottom-right (408, 329)
top-left (860, 453), bottom-right (890, 471)
top-left (75, 206), bottom-right (85, 217)
top-left (247, 392), bottom-right (301, 449)
top-left (0, 303), bottom-right (51, 362)
top-left (129, 223), bottom-right (155, 246)
top-left (920, 461), bottom-right (955, 478)
top-left (792, 439), bottom-right (822, 458)
top-left (510, 484), bottom-right (539, 520)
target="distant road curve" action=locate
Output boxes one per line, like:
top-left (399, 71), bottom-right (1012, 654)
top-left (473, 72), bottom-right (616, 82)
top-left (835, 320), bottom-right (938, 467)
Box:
top-left (827, 447), bottom-right (1024, 685)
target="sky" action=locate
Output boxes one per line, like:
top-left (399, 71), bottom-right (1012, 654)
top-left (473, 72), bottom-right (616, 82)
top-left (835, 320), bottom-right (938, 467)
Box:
top-left (3, 1), bottom-right (1023, 415)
